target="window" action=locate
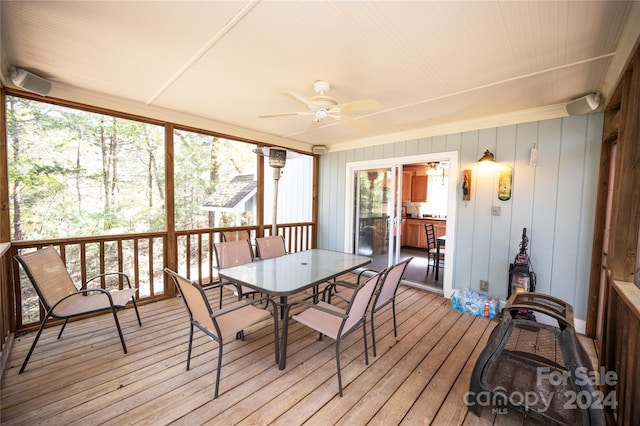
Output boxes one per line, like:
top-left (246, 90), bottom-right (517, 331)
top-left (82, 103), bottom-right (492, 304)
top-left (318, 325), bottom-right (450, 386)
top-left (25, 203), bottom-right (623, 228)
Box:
top-left (173, 129), bottom-right (257, 230)
top-left (7, 95), bottom-right (165, 240)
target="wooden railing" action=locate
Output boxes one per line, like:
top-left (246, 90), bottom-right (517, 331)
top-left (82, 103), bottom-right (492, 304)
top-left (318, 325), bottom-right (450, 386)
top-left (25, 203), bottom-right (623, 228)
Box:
top-left (10, 233), bottom-right (168, 331)
top-left (175, 222), bottom-right (314, 286)
top-left (603, 280), bottom-right (640, 423)
top-left (1, 243), bottom-right (13, 365)
top-left (4, 222), bottom-right (315, 334)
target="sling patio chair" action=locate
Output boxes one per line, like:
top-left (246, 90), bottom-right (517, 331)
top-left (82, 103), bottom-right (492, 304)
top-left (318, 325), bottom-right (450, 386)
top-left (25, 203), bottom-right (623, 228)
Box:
top-left (283, 270), bottom-right (382, 396)
top-left (220, 229), bottom-right (251, 243)
top-left (221, 229), bottom-right (255, 257)
top-left (14, 246), bottom-right (141, 373)
top-left (213, 239), bottom-right (261, 309)
top-left (326, 257), bottom-right (412, 356)
top-left (255, 235), bottom-right (287, 259)
top-left (165, 268), bottom-right (278, 398)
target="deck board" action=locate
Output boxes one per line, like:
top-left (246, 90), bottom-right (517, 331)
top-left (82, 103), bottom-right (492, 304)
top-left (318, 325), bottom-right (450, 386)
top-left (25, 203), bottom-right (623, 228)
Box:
top-left (1, 274), bottom-right (596, 425)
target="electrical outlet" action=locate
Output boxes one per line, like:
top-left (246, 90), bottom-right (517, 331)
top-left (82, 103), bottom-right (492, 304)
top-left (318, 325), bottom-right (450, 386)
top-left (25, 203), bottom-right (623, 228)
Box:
top-left (480, 280), bottom-right (489, 291)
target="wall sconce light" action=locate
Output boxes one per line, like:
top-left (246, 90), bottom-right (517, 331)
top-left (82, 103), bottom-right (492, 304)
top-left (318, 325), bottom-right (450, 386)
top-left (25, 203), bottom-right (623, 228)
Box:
top-left (530, 143), bottom-right (538, 167)
top-left (253, 147), bottom-right (300, 234)
top-left (478, 149), bottom-right (495, 163)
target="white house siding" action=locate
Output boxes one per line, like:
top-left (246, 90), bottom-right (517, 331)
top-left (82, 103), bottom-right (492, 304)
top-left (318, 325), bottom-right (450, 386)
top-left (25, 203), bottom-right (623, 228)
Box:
top-left (317, 113), bottom-right (603, 327)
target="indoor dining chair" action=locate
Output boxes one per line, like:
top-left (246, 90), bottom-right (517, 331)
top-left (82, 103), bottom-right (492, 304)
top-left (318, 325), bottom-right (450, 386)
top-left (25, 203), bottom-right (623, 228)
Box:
top-left (327, 257), bottom-right (412, 356)
top-left (14, 246), bottom-right (141, 373)
top-left (425, 223), bottom-right (444, 276)
top-left (283, 271), bottom-right (382, 396)
top-left (213, 239), bottom-right (261, 309)
top-left (165, 268), bottom-right (278, 398)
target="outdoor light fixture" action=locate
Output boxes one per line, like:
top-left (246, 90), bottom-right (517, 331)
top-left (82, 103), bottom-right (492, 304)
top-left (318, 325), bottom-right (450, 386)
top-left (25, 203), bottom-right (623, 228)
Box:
top-left (530, 143), bottom-right (538, 167)
top-left (478, 149), bottom-right (495, 163)
top-left (253, 147), bottom-right (300, 234)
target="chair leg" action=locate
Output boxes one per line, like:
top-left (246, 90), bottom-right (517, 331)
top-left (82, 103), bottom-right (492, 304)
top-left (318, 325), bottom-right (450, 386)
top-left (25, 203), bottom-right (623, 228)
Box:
top-left (425, 255), bottom-right (432, 276)
top-left (111, 308), bottom-right (128, 354)
top-left (214, 340), bottom-right (224, 398)
top-left (19, 316), bottom-right (49, 374)
top-left (131, 296), bottom-right (142, 326)
top-left (370, 310), bottom-right (377, 357)
top-left (57, 318), bottom-right (69, 339)
top-left (362, 321), bottom-right (369, 366)
top-left (336, 341), bottom-right (343, 397)
top-left (219, 286), bottom-right (223, 309)
top-left (392, 299), bottom-right (398, 337)
top-left (186, 323), bottom-right (194, 370)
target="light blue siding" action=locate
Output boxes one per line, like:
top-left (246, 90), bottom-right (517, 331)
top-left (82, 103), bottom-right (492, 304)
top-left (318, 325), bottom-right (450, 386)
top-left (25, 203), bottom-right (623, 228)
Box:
top-left (317, 114), bottom-right (603, 325)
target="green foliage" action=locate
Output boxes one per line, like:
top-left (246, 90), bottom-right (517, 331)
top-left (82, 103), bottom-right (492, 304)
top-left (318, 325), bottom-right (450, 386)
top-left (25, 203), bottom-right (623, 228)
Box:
top-left (7, 95), bottom-right (258, 240)
top-left (7, 96), bottom-right (167, 240)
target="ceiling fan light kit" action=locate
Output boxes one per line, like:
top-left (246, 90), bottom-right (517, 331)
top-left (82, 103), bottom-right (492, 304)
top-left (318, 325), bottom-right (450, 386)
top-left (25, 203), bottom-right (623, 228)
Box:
top-left (259, 80), bottom-right (379, 131)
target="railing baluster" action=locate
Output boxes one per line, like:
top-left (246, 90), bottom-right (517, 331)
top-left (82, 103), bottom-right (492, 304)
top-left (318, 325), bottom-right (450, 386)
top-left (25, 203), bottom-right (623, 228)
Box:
top-left (148, 237), bottom-right (154, 297)
top-left (117, 240), bottom-right (124, 290)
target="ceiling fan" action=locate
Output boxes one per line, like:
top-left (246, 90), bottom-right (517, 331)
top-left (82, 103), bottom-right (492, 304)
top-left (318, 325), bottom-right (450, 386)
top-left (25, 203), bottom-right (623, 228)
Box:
top-left (259, 80), bottom-right (380, 131)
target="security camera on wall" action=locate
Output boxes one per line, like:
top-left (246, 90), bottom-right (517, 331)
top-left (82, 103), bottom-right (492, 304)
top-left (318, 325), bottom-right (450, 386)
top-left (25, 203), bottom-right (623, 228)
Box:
top-left (10, 66), bottom-right (52, 96)
top-left (565, 92), bottom-right (601, 116)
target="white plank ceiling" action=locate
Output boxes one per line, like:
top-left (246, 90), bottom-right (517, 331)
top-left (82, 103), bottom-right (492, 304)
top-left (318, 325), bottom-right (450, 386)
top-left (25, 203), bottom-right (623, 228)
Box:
top-left (1, 1), bottom-right (639, 152)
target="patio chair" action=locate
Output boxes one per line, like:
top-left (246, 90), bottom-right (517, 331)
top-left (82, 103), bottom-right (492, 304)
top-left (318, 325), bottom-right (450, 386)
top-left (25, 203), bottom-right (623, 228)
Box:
top-left (14, 246), bottom-right (141, 373)
top-left (213, 239), bottom-right (261, 309)
top-left (283, 271), bottom-right (382, 396)
top-left (165, 268), bottom-right (278, 398)
top-left (220, 229), bottom-right (251, 243)
top-left (327, 257), bottom-right (413, 356)
top-left (255, 235), bottom-right (287, 259)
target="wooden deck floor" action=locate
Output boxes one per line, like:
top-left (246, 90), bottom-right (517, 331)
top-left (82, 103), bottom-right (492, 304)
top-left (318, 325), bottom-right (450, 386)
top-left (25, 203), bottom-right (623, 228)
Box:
top-left (1, 274), bottom-right (597, 425)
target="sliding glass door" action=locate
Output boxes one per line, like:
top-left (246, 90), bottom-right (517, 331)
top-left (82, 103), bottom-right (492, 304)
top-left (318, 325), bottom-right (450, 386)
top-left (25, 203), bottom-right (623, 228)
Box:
top-left (345, 152), bottom-right (458, 297)
top-left (352, 166), bottom-right (401, 270)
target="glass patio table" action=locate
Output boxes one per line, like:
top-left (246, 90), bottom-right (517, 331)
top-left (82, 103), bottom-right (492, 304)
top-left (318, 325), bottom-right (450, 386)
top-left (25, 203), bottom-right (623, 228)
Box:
top-left (217, 248), bottom-right (371, 369)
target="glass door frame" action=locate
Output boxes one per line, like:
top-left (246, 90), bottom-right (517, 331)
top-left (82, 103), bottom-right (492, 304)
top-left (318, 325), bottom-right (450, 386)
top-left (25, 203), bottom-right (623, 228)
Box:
top-left (343, 151), bottom-right (459, 298)
top-left (351, 165), bottom-right (401, 266)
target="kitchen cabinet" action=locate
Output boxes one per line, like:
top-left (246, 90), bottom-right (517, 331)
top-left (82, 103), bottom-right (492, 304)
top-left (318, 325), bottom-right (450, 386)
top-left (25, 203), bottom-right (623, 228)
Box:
top-left (401, 171), bottom-right (415, 202)
top-left (401, 218), bottom-right (446, 248)
top-left (403, 219), bottom-right (420, 247)
top-left (411, 175), bottom-right (428, 202)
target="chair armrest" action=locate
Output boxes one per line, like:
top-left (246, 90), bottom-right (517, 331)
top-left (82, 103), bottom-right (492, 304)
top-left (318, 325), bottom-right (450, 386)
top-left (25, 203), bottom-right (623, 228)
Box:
top-left (212, 296), bottom-right (276, 318)
top-left (83, 272), bottom-right (132, 290)
top-left (323, 268), bottom-right (377, 300)
top-left (331, 281), bottom-right (358, 290)
top-left (49, 287), bottom-right (116, 312)
top-left (287, 300), bottom-right (348, 319)
top-left (201, 281), bottom-right (228, 291)
top-left (355, 268), bottom-right (378, 283)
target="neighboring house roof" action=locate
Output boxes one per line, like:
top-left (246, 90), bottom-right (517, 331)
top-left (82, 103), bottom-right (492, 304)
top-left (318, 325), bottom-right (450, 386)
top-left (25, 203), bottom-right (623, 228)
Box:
top-left (201, 174), bottom-right (257, 210)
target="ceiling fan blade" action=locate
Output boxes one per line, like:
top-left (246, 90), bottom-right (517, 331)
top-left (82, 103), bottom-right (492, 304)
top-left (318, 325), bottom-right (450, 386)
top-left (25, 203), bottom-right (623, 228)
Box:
top-left (284, 92), bottom-right (316, 110)
top-left (337, 114), bottom-right (370, 131)
top-left (259, 111), bottom-right (313, 118)
top-left (335, 99), bottom-right (380, 114)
